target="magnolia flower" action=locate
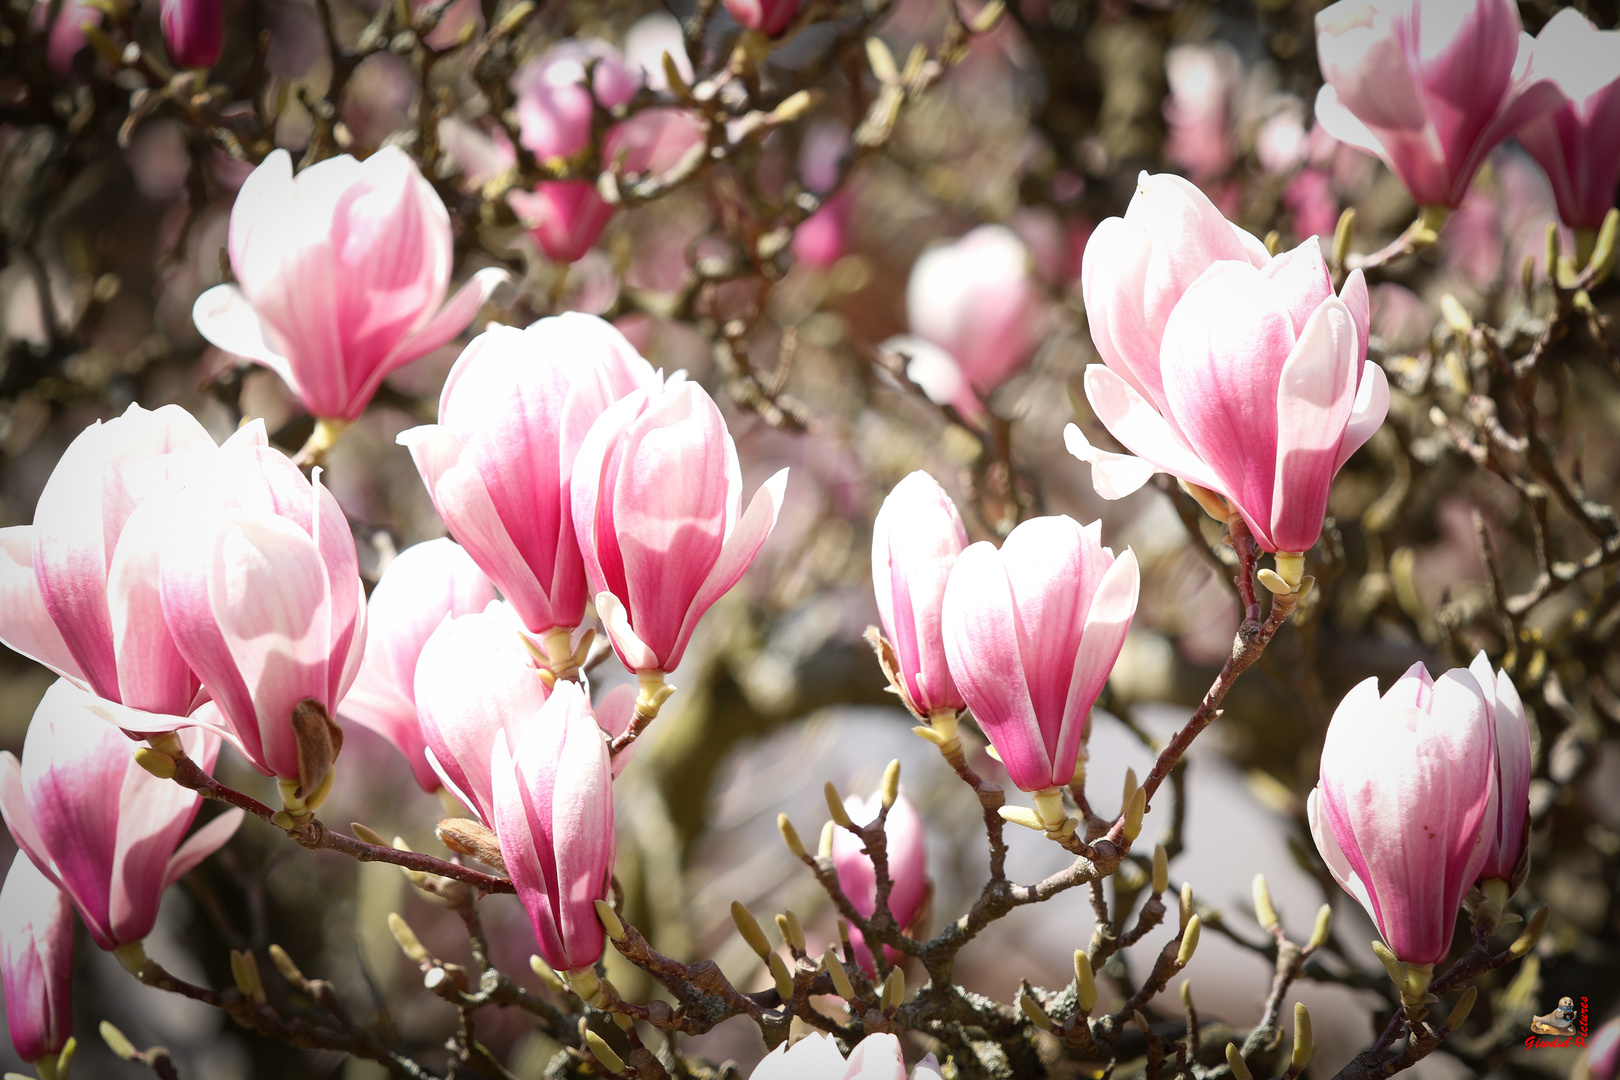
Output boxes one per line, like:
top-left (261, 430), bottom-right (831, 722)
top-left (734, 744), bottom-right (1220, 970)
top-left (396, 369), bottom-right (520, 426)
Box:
top-left (571, 375), bottom-right (788, 678)
top-left (0, 680), bottom-right (243, 951)
top-left (1, 855), bottom-right (72, 1066)
top-left (1515, 10), bottom-right (1620, 232)
top-left (833, 791), bottom-right (929, 974)
top-left (0, 403), bottom-right (261, 721)
top-left (154, 437), bottom-right (366, 797)
top-left (724, 0), bottom-right (801, 36)
top-left (751, 1033), bottom-right (942, 1080)
top-left (871, 471), bottom-right (968, 720)
top-left (941, 516), bottom-right (1139, 800)
top-left (1073, 180), bottom-right (1386, 558)
top-left (160, 0), bottom-right (223, 68)
top-left (192, 147), bottom-right (507, 422)
top-left (338, 539), bottom-right (496, 792)
top-left (492, 681), bottom-right (616, 976)
top-left (511, 40), bottom-right (640, 162)
top-left (507, 183), bottom-right (619, 265)
top-left (400, 314), bottom-right (657, 654)
top-left (1308, 660), bottom-right (1499, 966)
top-left (1312, 0), bottom-right (1564, 209)
top-left (1163, 42), bottom-right (1239, 180)
top-left (1471, 656), bottom-right (1531, 888)
top-left (907, 225), bottom-right (1039, 399)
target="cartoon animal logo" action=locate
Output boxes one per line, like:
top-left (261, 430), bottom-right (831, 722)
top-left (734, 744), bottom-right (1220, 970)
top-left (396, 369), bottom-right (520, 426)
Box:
top-left (1531, 997), bottom-right (1578, 1036)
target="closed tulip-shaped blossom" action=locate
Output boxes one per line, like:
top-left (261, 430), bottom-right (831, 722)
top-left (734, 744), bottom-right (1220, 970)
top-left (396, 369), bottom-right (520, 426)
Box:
top-left (192, 147), bottom-right (507, 423)
top-left (400, 314), bottom-right (657, 663)
top-left (154, 439), bottom-right (366, 802)
top-left (0, 402), bottom-right (244, 721)
top-left (572, 375), bottom-right (788, 681)
top-left (1470, 655), bottom-right (1531, 889)
top-left (492, 681), bottom-right (615, 976)
top-left (907, 225), bottom-right (1039, 398)
top-left (1079, 237), bottom-right (1386, 564)
top-left (1515, 10), bottom-right (1620, 233)
top-left (942, 516), bottom-right (1139, 821)
top-left (1312, 0), bottom-right (1564, 209)
top-left (1308, 661), bottom-right (1499, 967)
top-left (871, 472), bottom-right (968, 720)
top-left (338, 539), bottom-right (496, 792)
top-left (833, 791), bottom-right (929, 974)
top-left (724, 0), bottom-right (801, 35)
top-left (0, 680), bottom-right (243, 952)
top-left (2, 855), bottom-right (73, 1066)
top-left (160, 0), bottom-right (222, 67)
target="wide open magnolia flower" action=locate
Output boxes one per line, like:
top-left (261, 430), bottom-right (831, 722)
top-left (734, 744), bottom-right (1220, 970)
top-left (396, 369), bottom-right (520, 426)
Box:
top-left (1308, 660), bottom-right (1498, 967)
top-left (192, 147), bottom-right (508, 423)
top-left (1312, 0), bottom-right (1564, 209)
top-left (1515, 10), bottom-right (1620, 232)
top-left (0, 680), bottom-right (243, 952)
top-left (941, 516), bottom-right (1139, 802)
top-left (492, 681), bottom-right (615, 976)
top-left (400, 314), bottom-right (657, 658)
top-left (833, 790), bottom-right (929, 975)
top-left (751, 1033), bottom-right (943, 1080)
top-left (338, 538), bottom-right (496, 792)
top-left (871, 471), bottom-right (968, 720)
top-left (572, 374), bottom-right (788, 678)
top-left (2, 855), bottom-right (72, 1066)
top-left (153, 437), bottom-right (367, 795)
top-left (1076, 238), bottom-right (1386, 558)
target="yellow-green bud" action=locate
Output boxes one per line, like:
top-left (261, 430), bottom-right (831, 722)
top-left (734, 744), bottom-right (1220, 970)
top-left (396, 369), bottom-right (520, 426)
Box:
top-left (1152, 846), bottom-right (1169, 894)
top-left (1253, 873), bottom-right (1279, 932)
top-left (823, 947), bottom-right (857, 999)
top-left (1225, 1043), bottom-right (1254, 1080)
top-left (584, 1029), bottom-right (625, 1075)
top-left (880, 759), bottom-right (901, 808)
top-left (825, 782), bottom-right (855, 829)
top-left (1292, 1002), bottom-right (1312, 1070)
top-left (1510, 905), bottom-right (1549, 958)
top-left (1177, 915), bottom-right (1201, 966)
top-left (732, 901), bottom-right (773, 959)
top-left (778, 813), bottom-right (808, 860)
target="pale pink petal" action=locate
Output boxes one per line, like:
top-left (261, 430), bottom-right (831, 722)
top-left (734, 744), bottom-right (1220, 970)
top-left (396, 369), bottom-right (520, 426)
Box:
top-left (1083, 365), bottom-right (1224, 496)
top-left (191, 284), bottom-right (300, 392)
top-left (1269, 297), bottom-right (1359, 552)
top-left (0, 528), bottom-right (83, 682)
top-left (1053, 549), bottom-right (1139, 776)
top-left (161, 808), bottom-right (245, 888)
top-left (595, 592), bottom-right (660, 673)
top-left (1063, 423), bottom-right (1158, 500)
top-left (1334, 360), bottom-right (1390, 471)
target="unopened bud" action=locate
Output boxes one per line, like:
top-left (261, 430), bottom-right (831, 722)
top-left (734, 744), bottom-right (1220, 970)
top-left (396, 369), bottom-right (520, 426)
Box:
top-left (769, 89), bottom-right (820, 124)
top-left (436, 817), bottom-right (507, 873)
top-left (768, 952), bottom-right (795, 1002)
top-left (1371, 940), bottom-right (1405, 986)
top-left (1177, 915), bottom-right (1201, 966)
top-left (970, 0), bottom-right (1004, 33)
top-left (1440, 294), bottom-right (1473, 337)
top-left (660, 51), bottom-right (690, 98)
top-left (529, 954), bottom-right (567, 993)
top-left (865, 36), bottom-right (898, 83)
top-left (1510, 905), bottom-right (1548, 958)
top-left (818, 820), bottom-right (836, 858)
top-left (1545, 222), bottom-right (1561, 287)
top-left (881, 967), bottom-right (906, 1011)
top-left (584, 1029), bottom-right (625, 1075)
top-left (56, 1038), bottom-right (76, 1077)
top-left (880, 759), bottom-right (901, 808)
top-left (1308, 904), bottom-right (1333, 950)
top-left (732, 901), bottom-right (773, 959)
top-left (1225, 1043), bottom-right (1254, 1080)
top-left (1123, 786), bottom-right (1147, 842)
top-left (1149, 845), bottom-right (1168, 894)
top-left (230, 948), bottom-right (266, 1003)
top-left (822, 947), bottom-right (857, 999)
top-left (1180, 882), bottom-right (1194, 929)
top-left (1121, 767), bottom-right (1138, 815)
top-left (1445, 985), bottom-right (1477, 1032)
top-left (778, 910), bottom-right (806, 954)
top-left (1332, 207), bottom-right (1356, 268)
top-left (778, 813), bottom-right (807, 859)
top-left (1292, 1001), bottom-right (1312, 1070)
top-left (133, 747), bottom-right (177, 779)
top-left (825, 782), bottom-right (855, 829)
top-left (351, 822), bottom-right (390, 847)
top-left (1253, 873), bottom-right (1279, 932)
top-left (290, 698), bottom-right (343, 811)
top-left (101, 1020), bottom-right (138, 1059)
top-left (1020, 990), bottom-right (1056, 1032)
top-left (595, 899), bottom-right (627, 942)
top-left (388, 913), bottom-right (428, 963)
top-left (1180, 980), bottom-right (1193, 1010)
top-left (268, 943), bottom-right (304, 984)
top-left (1074, 949), bottom-right (1097, 1013)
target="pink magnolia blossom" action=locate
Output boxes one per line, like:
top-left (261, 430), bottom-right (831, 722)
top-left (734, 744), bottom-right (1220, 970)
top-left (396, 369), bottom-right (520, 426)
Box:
top-left (31, 0), bottom-right (103, 76)
top-left (724, 0), bottom-right (801, 36)
top-left (1308, 660), bottom-right (1499, 966)
top-left (1312, 0), bottom-right (1565, 209)
top-left (941, 516), bottom-right (1139, 794)
top-left (871, 471), bottom-right (968, 718)
top-left (1515, 10), bottom-right (1620, 232)
top-left (511, 40), bottom-right (640, 162)
top-left (338, 539), bottom-right (496, 792)
top-left (792, 120), bottom-right (853, 269)
top-left (833, 791), bottom-right (929, 974)
top-left (491, 680), bottom-right (615, 975)
top-left (508, 182), bottom-right (618, 264)
top-left (414, 0), bottom-right (482, 52)
top-left (572, 375), bottom-right (789, 676)
top-left (1471, 655), bottom-right (1530, 886)
top-left (154, 439), bottom-right (367, 782)
top-left (0, 403), bottom-right (270, 720)
top-left (160, 0), bottom-right (223, 68)
top-left (1074, 201), bottom-right (1386, 554)
top-left (192, 147), bottom-right (508, 422)
top-left (907, 225), bottom-right (1039, 395)
top-left (2, 855), bottom-right (72, 1065)
top-left (750, 1033), bottom-right (942, 1080)
top-left (0, 680), bottom-right (244, 951)
top-left (1164, 42), bottom-right (1239, 180)
top-left (400, 314), bottom-right (657, 643)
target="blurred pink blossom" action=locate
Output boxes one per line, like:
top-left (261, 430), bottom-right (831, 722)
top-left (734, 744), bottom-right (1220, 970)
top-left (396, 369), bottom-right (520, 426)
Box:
top-left (1, 855), bottom-right (72, 1066)
top-left (907, 224), bottom-right (1039, 395)
top-left (833, 790), bottom-right (929, 974)
top-left (1515, 9), bottom-right (1620, 231)
top-left (160, 0), bottom-right (223, 68)
top-left (1164, 42), bottom-right (1238, 180)
top-left (724, 0), bottom-right (801, 36)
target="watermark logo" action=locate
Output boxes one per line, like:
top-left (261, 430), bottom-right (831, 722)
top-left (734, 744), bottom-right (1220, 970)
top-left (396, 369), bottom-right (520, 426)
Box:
top-left (1527, 995), bottom-right (1589, 1048)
